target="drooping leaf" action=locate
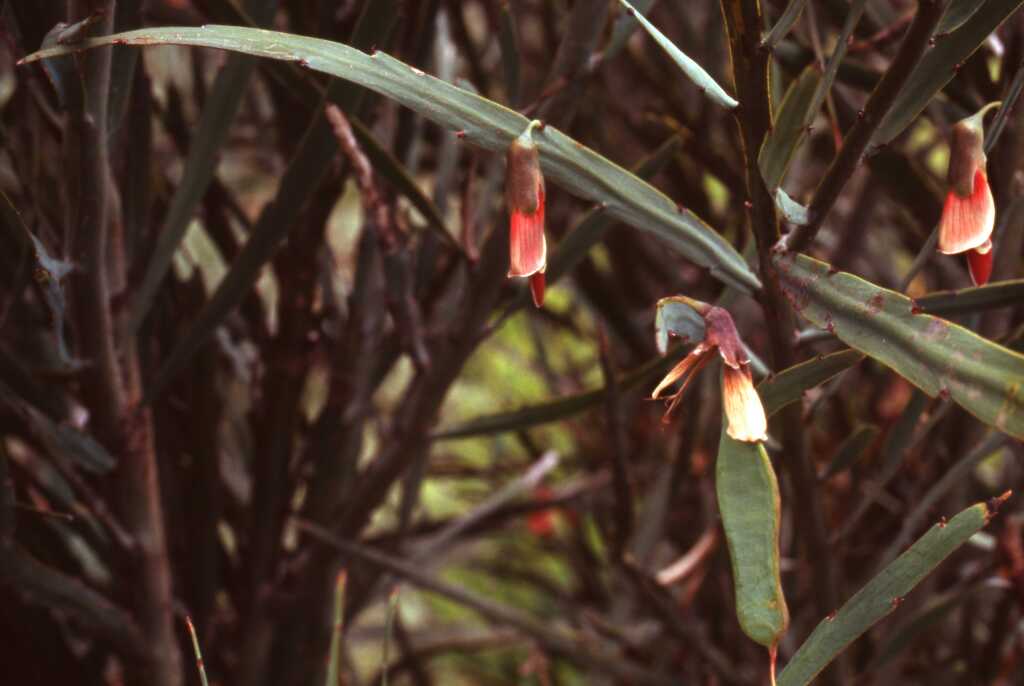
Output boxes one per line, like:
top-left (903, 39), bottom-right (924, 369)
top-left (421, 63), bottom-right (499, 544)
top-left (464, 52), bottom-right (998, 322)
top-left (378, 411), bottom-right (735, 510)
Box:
top-left (654, 296), bottom-right (706, 355)
top-left (873, 0), bottom-right (1024, 146)
top-left (20, 26), bottom-right (759, 294)
top-left (775, 252), bottom-right (1024, 439)
top-left (916, 279), bottom-right (1024, 317)
top-left (541, 135), bottom-right (681, 293)
top-left (716, 430), bottom-right (788, 647)
top-left (777, 500), bottom-right (1003, 685)
top-left (614, 0), bottom-right (739, 109)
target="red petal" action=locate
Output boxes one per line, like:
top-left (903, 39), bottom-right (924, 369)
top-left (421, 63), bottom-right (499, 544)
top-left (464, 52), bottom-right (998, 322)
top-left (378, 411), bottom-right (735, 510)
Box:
top-left (529, 272), bottom-right (545, 308)
top-left (938, 169), bottom-right (994, 254)
top-left (508, 185), bottom-right (546, 277)
top-left (967, 239), bottom-right (993, 286)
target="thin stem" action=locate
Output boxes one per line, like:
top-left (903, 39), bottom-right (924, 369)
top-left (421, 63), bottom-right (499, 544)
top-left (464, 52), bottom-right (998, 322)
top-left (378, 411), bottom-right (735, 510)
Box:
top-left (720, 1), bottom-right (842, 676)
top-left (785, 0), bottom-right (946, 253)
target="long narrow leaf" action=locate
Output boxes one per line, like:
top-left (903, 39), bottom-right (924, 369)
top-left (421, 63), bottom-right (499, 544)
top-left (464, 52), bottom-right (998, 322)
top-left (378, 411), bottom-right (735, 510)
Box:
top-left (20, 26), bottom-right (759, 295)
top-left (435, 347), bottom-right (861, 440)
top-left (615, 0), bottom-right (738, 109)
top-left (777, 499), bottom-right (1006, 685)
top-left (873, 0), bottom-right (1024, 146)
top-left (775, 252), bottom-right (1024, 438)
top-left (716, 430), bottom-right (788, 647)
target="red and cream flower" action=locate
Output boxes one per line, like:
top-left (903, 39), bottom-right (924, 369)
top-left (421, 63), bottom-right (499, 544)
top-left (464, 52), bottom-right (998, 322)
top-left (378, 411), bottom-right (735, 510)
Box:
top-left (506, 120), bottom-right (547, 307)
top-left (938, 102), bottom-right (1001, 285)
top-left (652, 299), bottom-right (767, 443)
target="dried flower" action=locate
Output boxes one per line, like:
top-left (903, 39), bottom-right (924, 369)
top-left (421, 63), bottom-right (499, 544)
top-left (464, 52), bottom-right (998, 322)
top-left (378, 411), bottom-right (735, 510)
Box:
top-left (652, 298), bottom-right (767, 443)
top-left (938, 102), bottom-right (1000, 285)
top-left (506, 120), bottom-right (547, 307)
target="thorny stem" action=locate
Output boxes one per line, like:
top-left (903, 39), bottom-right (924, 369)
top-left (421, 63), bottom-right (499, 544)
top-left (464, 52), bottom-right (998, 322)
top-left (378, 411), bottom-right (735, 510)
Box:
top-left (785, 0), bottom-right (946, 253)
top-left (719, 0), bottom-right (841, 672)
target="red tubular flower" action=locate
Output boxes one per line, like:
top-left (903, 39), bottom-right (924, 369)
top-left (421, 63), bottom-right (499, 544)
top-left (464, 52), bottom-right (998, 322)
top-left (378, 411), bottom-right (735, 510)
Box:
top-left (938, 103), bottom-right (1001, 284)
top-left (651, 299), bottom-right (768, 443)
top-left (506, 120), bottom-right (547, 307)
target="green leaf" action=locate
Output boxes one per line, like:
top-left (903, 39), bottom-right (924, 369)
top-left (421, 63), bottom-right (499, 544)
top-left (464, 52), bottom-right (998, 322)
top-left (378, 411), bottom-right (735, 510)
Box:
top-left (433, 349), bottom-right (686, 440)
top-left (759, 0), bottom-right (866, 192)
top-left (544, 135), bottom-right (681, 289)
top-left (713, 349), bottom-right (860, 647)
top-left (761, 0), bottom-right (810, 49)
top-left (873, 0), bottom-right (1024, 146)
top-left (916, 279), bottom-right (1024, 317)
top-left (20, 26), bottom-right (759, 295)
top-left (130, 54), bottom-right (262, 332)
top-left (777, 500), bottom-right (1000, 685)
top-left (775, 252), bottom-right (1024, 439)
top-left (435, 345), bottom-right (860, 441)
top-left (614, 0), bottom-right (739, 109)
top-left (759, 65), bottom-right (822, 192)
top-left (654, 297), bottom-right (706, 355)
top-left (758, 349), bottom-right (863, 416)
top-left (716, 428), bottom-right (788, 647)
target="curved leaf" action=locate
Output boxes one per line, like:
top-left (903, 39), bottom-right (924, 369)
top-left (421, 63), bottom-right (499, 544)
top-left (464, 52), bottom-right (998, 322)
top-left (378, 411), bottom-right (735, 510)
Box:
top-left (21, 26), bottom-right (759, 294)
top-left (615, 0), bottom-right (738, 109)
top-left (778, 500), bottom-right (1003, 685)
top-left (716, 428), bottom-right (788, 647)
top-left (873, 0), bottom-right (1024, 146)
top-left (775, 252), bottom-right (1024, 439)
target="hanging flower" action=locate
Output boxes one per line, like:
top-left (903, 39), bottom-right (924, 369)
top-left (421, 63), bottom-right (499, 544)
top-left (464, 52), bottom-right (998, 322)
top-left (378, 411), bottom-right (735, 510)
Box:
top-left (652, 298), bottom-right (767, 443)
top-left (506, 120), bottom-right (547, 307)
top-left (938, 102), bottom-right (1001, 285)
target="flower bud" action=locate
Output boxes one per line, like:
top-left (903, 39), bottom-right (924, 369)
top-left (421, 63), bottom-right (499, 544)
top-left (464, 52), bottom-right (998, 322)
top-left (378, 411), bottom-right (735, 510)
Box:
top-left (506, 120), bottom-right (547, 306)
top-left (938, 104), bottom-right (998, 256)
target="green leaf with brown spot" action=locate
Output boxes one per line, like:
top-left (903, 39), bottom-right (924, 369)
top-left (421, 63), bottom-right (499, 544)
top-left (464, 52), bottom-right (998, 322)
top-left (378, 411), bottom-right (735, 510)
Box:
top-left (775, 252), bottom-right (1024, 439)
